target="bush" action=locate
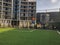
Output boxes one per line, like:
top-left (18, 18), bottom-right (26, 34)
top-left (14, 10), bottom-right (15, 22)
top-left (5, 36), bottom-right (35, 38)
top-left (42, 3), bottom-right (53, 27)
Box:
top-left (48, 22), bottom-right (60, 31)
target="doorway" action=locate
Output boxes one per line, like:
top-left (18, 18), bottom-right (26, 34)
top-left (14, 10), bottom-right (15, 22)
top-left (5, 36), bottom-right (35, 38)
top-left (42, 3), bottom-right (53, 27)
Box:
top-left (11, 21), bottom-right (19, 27)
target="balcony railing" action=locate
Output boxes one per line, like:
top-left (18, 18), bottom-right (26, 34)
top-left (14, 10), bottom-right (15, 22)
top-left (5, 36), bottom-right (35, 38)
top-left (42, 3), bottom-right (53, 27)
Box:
top-left (3, 1), bottom-right (12, 4)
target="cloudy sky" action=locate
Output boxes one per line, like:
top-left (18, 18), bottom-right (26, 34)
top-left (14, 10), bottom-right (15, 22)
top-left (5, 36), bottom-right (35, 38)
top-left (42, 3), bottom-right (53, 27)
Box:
top-left (37, 0), bottom-right (60, 12)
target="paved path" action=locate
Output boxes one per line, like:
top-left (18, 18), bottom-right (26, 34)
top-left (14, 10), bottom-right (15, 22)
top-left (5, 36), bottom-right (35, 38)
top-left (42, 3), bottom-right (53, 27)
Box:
top-left (57, 31), bottom-right (60, 34)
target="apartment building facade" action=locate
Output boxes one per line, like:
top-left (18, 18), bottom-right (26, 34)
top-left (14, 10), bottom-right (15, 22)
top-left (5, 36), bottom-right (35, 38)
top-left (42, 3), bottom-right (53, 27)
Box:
top-left (0, 0), bottom-right (13, 27)
top-left (0, 0), bottom-right (36, 28)
top-left (13, 0), bottom-right (36, 28)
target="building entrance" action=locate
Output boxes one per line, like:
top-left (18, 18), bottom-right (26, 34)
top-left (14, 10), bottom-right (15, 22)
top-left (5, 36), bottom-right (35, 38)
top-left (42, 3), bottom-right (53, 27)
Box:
top-left (11, 21), bottom-right (19, 27)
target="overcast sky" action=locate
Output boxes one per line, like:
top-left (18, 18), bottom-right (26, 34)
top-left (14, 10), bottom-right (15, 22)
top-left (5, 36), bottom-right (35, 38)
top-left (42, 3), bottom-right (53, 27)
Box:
top-left (37, 0), bottom-right (60, 12)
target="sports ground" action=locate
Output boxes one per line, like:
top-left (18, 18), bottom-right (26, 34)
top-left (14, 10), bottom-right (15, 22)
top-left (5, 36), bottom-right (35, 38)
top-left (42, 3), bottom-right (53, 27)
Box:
top-left (0, 28), bottom-right (60, 45)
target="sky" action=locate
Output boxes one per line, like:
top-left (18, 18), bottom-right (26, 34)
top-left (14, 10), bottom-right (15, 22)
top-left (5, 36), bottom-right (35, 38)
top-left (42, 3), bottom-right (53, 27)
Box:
top-left (37, 0), bottom-right (60, 12)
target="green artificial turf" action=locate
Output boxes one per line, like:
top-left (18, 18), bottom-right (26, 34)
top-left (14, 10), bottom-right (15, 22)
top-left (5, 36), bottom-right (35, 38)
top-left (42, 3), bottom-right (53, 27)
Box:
top-left (0, 28), bottom-right (60, 45)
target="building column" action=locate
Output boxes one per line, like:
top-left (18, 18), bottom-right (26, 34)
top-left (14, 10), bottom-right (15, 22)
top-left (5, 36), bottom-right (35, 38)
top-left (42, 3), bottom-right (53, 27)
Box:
top-left (9, 20), bottom-right (12, 27)
top-left (1, 0), bottom-right (3, 19)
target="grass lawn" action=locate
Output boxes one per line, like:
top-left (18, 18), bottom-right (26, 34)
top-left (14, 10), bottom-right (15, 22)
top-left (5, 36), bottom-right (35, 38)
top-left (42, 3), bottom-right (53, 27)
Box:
top-left (0, 28), bottom-right (60, 45)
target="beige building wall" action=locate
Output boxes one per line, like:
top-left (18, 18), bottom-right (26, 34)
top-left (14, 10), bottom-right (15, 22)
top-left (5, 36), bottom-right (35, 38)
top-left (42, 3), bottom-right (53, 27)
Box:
top-left (19, 20), bottom-right (31, 28)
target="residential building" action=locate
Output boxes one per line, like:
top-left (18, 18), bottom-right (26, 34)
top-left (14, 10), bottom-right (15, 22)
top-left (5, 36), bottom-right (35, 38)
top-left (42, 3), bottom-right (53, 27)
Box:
top-left (13, 0), bottom-right (36, 28)
top-left (0, 0), bottom-right (36, 28)
top-left (37, 11), bottom-right (60, 24)
top-left (0, 0), bottom-right (13, 27)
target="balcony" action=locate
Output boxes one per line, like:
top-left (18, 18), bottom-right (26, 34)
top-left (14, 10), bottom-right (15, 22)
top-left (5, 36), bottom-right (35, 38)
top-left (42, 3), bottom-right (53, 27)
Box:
top-left (3, 8), bottom-right (11, 12)
top-left (22, 0), bottom-right (27, 1)
top-left (0, 2), bottom-right (2, 6)
top-left (3, 14), bottom-right (11, 19)
top-left (3, 4), bottom-right (12, 8)
top-left (3, 0), bottom-right (12, 4)
top-left (28, 0), bottom-right (36, 2)
top-left (21, 0), bottom-right (28, 2)
top-left (0, 7), bottom-right (2, 11)
top-left (0, 0), bottom-right (2, 2)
